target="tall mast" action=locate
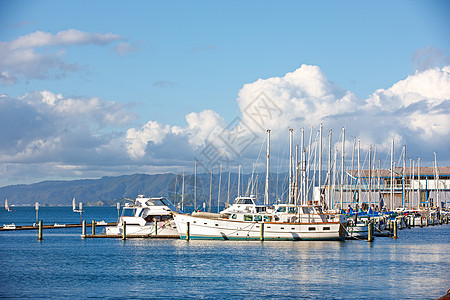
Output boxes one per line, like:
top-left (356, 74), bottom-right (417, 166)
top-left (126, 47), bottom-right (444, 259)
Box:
top-left (434, 152), bottom-right (440, 208)
top-left (237, 165), bottom-right (241, 197)
top-left (357, 138), bottom-right (361, 209)
top-left (318, 124), bottom-right (323, 204)
top-left (410, 159), bottom-right (414, 209)
top-left (289, 129), bottom-right (294, 204)
top-left (332, 146), bottom-right (337, 210)
top-left (417, 158), bottom-right (421, 208)
top-left (227, 171), bottom-right (231, 207)
top-left (265, 129), bottom-right (271, 206)
top-left (402, 145), bottom-right (406, 208)
top-left (295, 144), bottom-right (299, 204)
top-left (327, 129), bottom-right (332, 209)
top-left (340, 128), bottom-right (345, 210)
top-left (209, 169), bottom-right (213, 212)
top-left (181, 170), bottom-right (185, 211)
top-left (368, 144), bottom-right (372, 210)
top-left (351, 138), bottom-right (356, 207)
top-left (217, 164), bottom-right (222, 213)
top-left (390, 138), bottom-right (394, 210)
top-left (301, 128), bottom-right (305, 205)
top-left (194, 161), bottom-right (197, 210)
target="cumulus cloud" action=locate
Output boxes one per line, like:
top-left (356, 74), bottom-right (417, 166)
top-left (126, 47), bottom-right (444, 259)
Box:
top-left (2, 64), bottom-right (449, 186)
top-left (0, 91), bottom-right (136, 164)
top-left (0, 29), bottom-right (125, 85)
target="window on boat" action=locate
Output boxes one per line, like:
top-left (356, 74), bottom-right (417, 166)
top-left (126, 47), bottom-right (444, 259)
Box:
top-left (244, 215), bottom-right (253, 221)
top-left (308, 227), bottom-right (316, 231)
top-left (244, 199), bottom-right (253, 204)
top-left (287, 207), bottom-right (297, 214)
top-left (323, 227), bottom-right (330, 231)
top-left (264, 216), bottom-right (271, 222)
top-left (254, 215), bottom-right (262, 222)
top-left (276, 207), bottom-right (286, 212)
top-left (146, 199), bottom-right (165, 206)
top-left (302, 207), bottom-right (314, 214)
top-left (231, 214), bottom-right (237, 219)
top-left (122, 208), bottom-right (136, 217)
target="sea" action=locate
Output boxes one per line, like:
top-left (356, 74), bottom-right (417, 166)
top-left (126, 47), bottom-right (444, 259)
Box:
top-left (0, 207), bottom-right (449, 299)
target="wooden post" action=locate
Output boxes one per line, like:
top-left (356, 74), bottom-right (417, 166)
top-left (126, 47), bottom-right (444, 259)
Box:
top-left (92, 220), bottom-right (96, 235)
top-left (420, 216), bottom-right (423, 227)
top-left (186, 221), bottom-right (190, 241)
top-left (393, 220), bottom-right (398, 239)
top-left (82, 220), bottom-right (86, 238)
top-left (38, 220), bottom-right (43, 240)
top-left (367, 221), bottom-right (374, 242)
top-left (154, 220), bottom-right (158, 236)
top-left (260, 223), bottom-right (264, 242)
top-left (122, 221), bottom-right (126, 240)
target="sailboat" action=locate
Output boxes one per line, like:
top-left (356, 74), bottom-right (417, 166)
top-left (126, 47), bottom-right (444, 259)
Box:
top-left (174, 129), bottom-right (345, 241)
top-left (5, 199), bottom-right (11, 212)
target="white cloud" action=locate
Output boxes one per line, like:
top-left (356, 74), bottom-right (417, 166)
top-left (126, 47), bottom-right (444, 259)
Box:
top-left (0, 29), bottom-right (125, 85)
top-left (1, 64), bottom-right (449, 186)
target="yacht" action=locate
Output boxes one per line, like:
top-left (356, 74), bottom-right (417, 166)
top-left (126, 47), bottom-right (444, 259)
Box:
top-left (174, 197), bottom-right (344, 241)
top-left (105, 195), bottom-right (181, 236)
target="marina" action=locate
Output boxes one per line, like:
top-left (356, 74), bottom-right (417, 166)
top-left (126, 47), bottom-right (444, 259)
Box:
top-left (0, 206), bottom-right (449, 299)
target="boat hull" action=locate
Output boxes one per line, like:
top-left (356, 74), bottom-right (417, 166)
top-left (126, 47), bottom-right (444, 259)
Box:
top-left (105, 220), bottom-right (179, 236)
top-left (174, 215), bottom-right (344, 241)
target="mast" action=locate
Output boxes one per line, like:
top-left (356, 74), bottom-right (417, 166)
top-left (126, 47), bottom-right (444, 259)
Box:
top-left (194, 161), bottom-right (197, 210)
top-left (327, 129), bottom-right (332, 209)
top-left (295, 144), bottom-right (299, 204)
top-left (390, 139), bottom-right (394, 210)
top-left (301, 128), bottom-right (305, 205)
top-left (368, 144), bottom-right (372, 211)
top-left (289, 128), bottom-right (293, 204)
top-left (237, 165), bottom-right (241, 197)
top-left (411, 159), bottom-right (414, 210)
top-left (402, 145), bottom-right (406, 208)
top-left (318, 124), bottom-right (323, 204)
top-left (434, 152), bottom-right (440, 208)
top-left (340, 128), bottom-right (345, 210)
top-left (351, 138), bottom-right (356, 207)
top-left (332, 146), bottom-right (337, 210)
top-left (181, 170), bottom-right (185, 211)
top-left (218, 164), bottom-right (222, 213)
top-left (209, 169), bottom-right (213, 212)
top-left (227, 171), bottom-right (231, 207)
top-left (265, 129), bottom-right (271, 206)
top-left (417, 158), bottom-right (421, 208)
top-left (357, 138), bottom-right (361, 209)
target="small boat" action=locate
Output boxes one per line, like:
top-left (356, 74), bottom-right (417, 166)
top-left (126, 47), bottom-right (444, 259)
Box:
top-left (53, 223), bottom-right (66, 228)
top-left (5, 199), bottom-right (11, 212)
top-left (3, 223), bottom-right (16, 230)
top-left (96, 220), bottom-right (108, 226)
top-left (105, 195), bottom-right (181, 236)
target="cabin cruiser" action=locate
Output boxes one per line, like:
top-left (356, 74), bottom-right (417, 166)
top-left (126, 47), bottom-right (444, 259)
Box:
top-left (105, 195), bottom-right (181, 236)
top-left (174, 197), bottom-right (344, 241)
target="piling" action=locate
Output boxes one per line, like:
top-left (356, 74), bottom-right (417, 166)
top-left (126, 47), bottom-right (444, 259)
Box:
top-left (186, 221), bottom-right (190, 241)
top-left (92, 220), bottom-right (96, 235)
top-left (439, 214), bottom-right (443, 225)
top-left (367, 222), bottom-right (374, 242)
top-left (393, 220), bottom-right (398, 239)
top-left (420, 217), bottom-right (423, 227)
top-left (446, 215), bottom-right (449, 224)
top-left (426, 217), bottom-right (429, 227)
top-left (154, 220), bottom-right (158, 236)
top-left (260, 223), bottom-right (264, 242)
top-left (38, 220), bottom-right (43, 240)
top-left (82, 220), bottom-right (86, 237)
top-left (122, 221), bottom-right (126, 240)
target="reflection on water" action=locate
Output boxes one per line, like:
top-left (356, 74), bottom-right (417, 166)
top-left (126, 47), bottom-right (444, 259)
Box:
top-left (0, 208), bottom-right (449, 299)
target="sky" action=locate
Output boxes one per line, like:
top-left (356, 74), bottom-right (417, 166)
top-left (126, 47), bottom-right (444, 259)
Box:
top-left (0, 0), bottom-right (449, 187)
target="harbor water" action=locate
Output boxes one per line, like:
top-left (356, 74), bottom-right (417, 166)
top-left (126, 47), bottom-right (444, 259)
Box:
top-left (1, 207), bottom-right (449, 299)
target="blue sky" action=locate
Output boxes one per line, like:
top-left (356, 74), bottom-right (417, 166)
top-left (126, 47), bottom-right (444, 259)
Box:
top-left (0, 0), bottom-right (449, 187)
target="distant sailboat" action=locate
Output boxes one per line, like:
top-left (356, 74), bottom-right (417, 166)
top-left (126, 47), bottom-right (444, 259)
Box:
top-left (72, 197), bottom-right (76, 211)
top-left (5, 199), bottom-right (11, 212)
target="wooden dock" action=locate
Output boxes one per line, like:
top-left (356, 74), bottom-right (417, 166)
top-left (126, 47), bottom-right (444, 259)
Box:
top-left (0, 222), bottom-right (117, 231)
top-left (83, 234), bottom-right (180, 239)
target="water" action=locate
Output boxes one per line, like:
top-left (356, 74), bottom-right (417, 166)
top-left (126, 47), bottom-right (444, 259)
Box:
top-left (1, 208), bottom-right (449, 299)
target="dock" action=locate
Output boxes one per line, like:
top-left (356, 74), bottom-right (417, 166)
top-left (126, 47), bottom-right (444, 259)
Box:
top-left (83, 234), bottom-right (180, 239)
top-left (0, 222), bottom-right (117, 231)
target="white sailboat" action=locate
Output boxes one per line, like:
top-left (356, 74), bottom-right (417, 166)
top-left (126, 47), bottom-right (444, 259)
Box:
top-left (5, 199), bottom-right (11, 212)
top-left (174, 129), bottom-right (345, 241)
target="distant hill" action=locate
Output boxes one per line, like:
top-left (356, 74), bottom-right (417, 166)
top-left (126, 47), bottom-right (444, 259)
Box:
top-left (0, 172), bottom-right (293, 208)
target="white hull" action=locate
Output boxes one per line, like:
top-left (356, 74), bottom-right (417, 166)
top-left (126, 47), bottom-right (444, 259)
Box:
top-left (346, 224), bottom-right (369, 238)
top-left (106, 220), bottom-right (179, 236)
top-left (174, 214), bottom-right (344, 241)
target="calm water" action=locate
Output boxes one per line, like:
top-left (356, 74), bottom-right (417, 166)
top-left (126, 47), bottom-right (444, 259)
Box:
top-left (1, 207), bottom-right (449, 299)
